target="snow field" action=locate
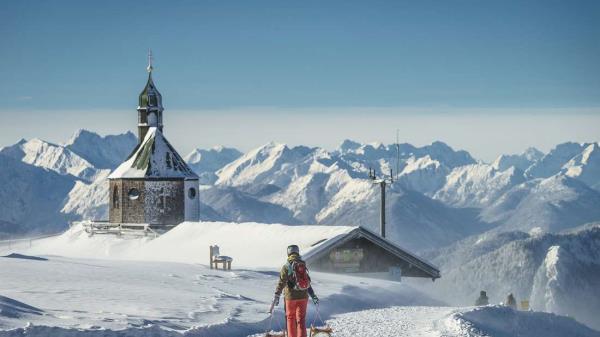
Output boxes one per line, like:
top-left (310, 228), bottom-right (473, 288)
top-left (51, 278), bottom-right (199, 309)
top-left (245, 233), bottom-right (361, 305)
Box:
top-left (0, 254), bottom-right (439, 337)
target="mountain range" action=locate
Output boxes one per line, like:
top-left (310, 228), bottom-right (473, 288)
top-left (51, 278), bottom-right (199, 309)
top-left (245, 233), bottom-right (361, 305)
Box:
top-left (1, 130), bottom-right (599, 252)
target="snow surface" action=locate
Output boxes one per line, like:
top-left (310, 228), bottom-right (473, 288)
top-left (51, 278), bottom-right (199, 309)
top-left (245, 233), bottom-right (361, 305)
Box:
top-left (3, 229), bottom-right (597, 337)
top-left (0, 228), bottom-right (445, 336)
top-left (22, 222), bottom-right (355, 269)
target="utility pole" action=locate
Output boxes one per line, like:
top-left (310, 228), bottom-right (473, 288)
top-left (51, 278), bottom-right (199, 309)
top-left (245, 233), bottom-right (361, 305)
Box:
top-left (369, 168), bottom-right (393, 238)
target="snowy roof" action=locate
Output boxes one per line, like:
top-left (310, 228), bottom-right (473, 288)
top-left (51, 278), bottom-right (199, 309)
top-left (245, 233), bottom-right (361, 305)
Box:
top-left (303, 226), bottom-right (441, 279)
top-left (108, 127), bottom-right (198, 180)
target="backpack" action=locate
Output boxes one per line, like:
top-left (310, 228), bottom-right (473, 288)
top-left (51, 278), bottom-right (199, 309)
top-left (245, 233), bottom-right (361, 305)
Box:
top-left (287, 259), bottom-right (311, 291)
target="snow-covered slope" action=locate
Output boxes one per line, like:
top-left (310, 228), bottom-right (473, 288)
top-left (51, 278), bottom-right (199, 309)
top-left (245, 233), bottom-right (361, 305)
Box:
top-left (185, 146), bottom-right (242, 185)
top-left (562, 143), bottom-right (600, 191)
top-left (64, 129), bottom-right (137, 169)
top-left (449, 305), bottom-right (599, 337)
top-left (60, 170), bottom-right (111, 221)
top-left (201, 187), bottom-right (299, 224)
top-left (434, 164), bottom-right (525, 208)
top-left (530, 242), bottom-right (600, 330)
top-left (396, 155), bottom-right (449, 195)
top-left (419, 223), bottom-right (600, 330)
top-left (24, 221), bottom-right (356, 268)
top-left (481, 175), bottom-right (600, 233)
top-left (0, 154), bottom-right (76, 236)
top-left (525, 142), bottom-right (591, 179)
top-left (321, 305), bottom-right (600, 337)
top-left (4, 222), bottom-right (598, 336)
top-left (216, 142), bottom-right (316, 187)
top-left (0, 253), bottom-right (440, 337)
top-left (0, 130), bottom-right (140, 234)
top-left (0, 138), bottom-right (100, 182)
top-left (492, 147), bottom-right (544, 172)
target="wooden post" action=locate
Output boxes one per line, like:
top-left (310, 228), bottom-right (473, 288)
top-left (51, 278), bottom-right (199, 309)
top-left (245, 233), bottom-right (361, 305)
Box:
top-left (209, 246), bottom-right (213, 269)
top-left (380, 180), bottom-right (386, 238)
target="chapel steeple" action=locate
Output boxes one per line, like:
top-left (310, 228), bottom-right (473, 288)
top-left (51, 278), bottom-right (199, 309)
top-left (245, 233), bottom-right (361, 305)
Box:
top-left (108, 53), bottom-right (200, 227)
top-left (137, 50), bottom-right (164, 142)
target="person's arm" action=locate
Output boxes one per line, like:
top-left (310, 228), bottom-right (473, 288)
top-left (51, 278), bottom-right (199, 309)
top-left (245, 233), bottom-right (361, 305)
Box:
top-left (270, 265), bottom-right (287, 313)
top-left (308, 286), bottom-right (318, 304)
top-left (274, 265), bottom-right (287, 296)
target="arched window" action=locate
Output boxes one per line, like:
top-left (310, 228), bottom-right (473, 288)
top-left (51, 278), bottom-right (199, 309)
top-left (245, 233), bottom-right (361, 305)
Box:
top-left (113, 186), bottom-right (119, 209)
top-left (188, 187), bottom-right (197, 199)
top-left (165, 152), bottom-right (172, 169)
top-left (159, 188), bottom-right (165, 209)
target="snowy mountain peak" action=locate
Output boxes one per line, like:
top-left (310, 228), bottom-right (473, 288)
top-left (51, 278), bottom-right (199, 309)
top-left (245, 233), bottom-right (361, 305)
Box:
top-left (580, 142), bottom-right (599, 164)
top-left (525, 142), bottom-right (591, 179)
top-left (337, 139), bottom-right (361, 154)
top-left (523, 147), bottom-right (545, 161)
top-left (215, 142), bottom-right (316, 187)
top-left (0, 137), bottom-right (99, 181)
top-left (561, 143), bottom-right (600, 191)
top-left (492, 147), bottom-right (543, 171)
top-left (64, 129), bottom-right (137, 169)
top-left (434, 163), bottom-right (525, 207)
top-left (401, 155), bottom-right (441, 174)
top-left (184, 146), bottom-right (242, 184)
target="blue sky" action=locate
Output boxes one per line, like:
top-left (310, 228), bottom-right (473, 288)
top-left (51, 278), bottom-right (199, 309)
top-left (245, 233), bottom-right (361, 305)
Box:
top-left (1, 0), bottom-right (599, 160)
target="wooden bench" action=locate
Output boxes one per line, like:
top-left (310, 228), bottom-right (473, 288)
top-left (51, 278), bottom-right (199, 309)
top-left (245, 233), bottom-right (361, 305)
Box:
top-left (209, 245), bottom-right (233, 270)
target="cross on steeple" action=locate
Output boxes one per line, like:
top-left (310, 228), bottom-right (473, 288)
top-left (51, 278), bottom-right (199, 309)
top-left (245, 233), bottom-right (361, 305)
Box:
top-left (147, 49), bottom-right (153, 73)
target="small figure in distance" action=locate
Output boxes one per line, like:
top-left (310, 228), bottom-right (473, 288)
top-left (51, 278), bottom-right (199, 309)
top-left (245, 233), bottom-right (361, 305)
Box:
top-left (506, 293), bottom-right (517, 309)
top-left (475, 290), bottom-right (489, 306)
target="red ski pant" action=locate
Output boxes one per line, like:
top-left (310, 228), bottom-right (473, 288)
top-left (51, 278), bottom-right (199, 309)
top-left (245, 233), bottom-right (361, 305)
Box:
top-left (285, 298), bottom-right (308, 337)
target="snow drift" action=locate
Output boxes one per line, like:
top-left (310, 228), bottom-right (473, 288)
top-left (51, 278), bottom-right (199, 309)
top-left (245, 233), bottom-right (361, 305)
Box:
top-left (24, 221), bottom-right (355, 269)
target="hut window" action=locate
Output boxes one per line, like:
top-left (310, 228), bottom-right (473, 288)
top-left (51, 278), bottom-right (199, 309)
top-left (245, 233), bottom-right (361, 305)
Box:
top-left (128, 188), bottom-right (140, 200)
top-left (113, 186), bottom-right (119, 209)
top-left (188, 187), bottom-right (196, 199)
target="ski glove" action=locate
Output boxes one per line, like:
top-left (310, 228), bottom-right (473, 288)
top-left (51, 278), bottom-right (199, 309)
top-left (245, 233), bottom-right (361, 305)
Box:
top-left (273, 294), bottom-right (280, 307)
top-left (312, 295), bottom-right (319, 305)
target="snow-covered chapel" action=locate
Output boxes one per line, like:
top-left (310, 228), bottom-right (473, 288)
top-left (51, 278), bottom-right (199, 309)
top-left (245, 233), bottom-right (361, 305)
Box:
top-left (107, 55), bottom-right (200, 227)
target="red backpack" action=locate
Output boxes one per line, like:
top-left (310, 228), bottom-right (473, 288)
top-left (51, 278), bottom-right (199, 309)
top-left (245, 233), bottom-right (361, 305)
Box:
top-left (287, 259), bottom-right (311, 291)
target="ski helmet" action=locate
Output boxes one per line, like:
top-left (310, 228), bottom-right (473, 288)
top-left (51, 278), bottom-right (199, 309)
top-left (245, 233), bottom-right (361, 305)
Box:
top-left (287, 245), bottom-right (300, 256)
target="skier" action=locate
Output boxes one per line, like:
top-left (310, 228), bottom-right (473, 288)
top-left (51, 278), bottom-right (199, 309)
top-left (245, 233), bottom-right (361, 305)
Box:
top-left (506, 293), bottom-right (517, 309)
top-left (475, 290), bottom-right (489, 306)
top-left (271, 245), bottom-right (319, 337)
